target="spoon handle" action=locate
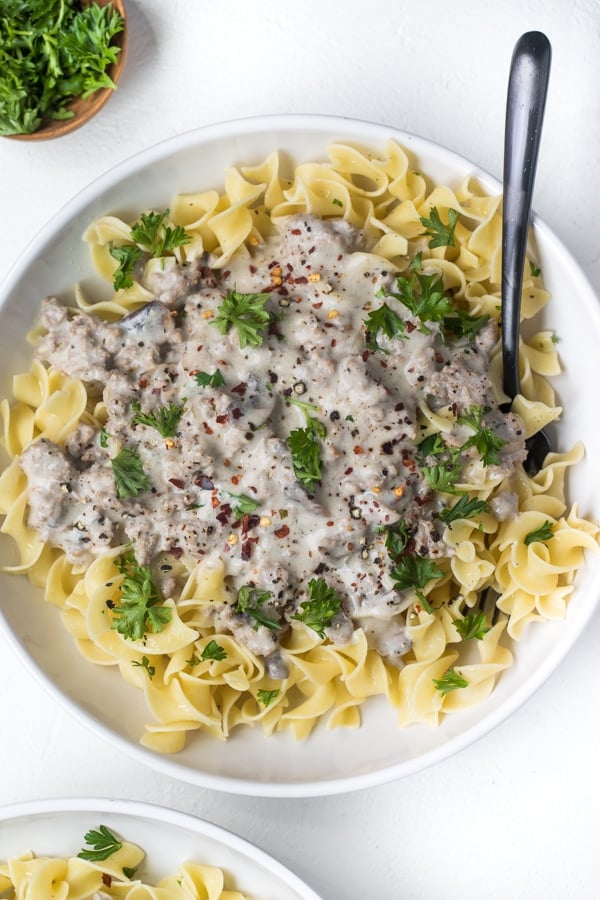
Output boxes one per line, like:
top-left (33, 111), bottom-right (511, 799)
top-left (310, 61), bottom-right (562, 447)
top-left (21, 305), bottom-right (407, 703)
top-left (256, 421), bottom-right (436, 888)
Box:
top-left (502, 31), bottom-right (551, 399)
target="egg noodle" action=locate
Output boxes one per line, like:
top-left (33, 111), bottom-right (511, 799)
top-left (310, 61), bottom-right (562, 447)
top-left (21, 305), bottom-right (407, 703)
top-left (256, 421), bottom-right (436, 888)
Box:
top-left (0, 827), bottom-right (248, 898)
top-left (0, 140), bottom-right (598, 753)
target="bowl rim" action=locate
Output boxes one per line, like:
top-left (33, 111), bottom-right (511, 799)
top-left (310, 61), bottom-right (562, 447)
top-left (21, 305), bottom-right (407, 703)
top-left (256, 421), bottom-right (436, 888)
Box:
top-left (1, 113), bottom-right (600, 797)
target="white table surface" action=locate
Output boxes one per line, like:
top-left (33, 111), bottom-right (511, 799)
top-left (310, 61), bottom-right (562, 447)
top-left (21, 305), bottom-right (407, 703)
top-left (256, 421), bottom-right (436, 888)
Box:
top-left (1, 2), bottom-right (599, 898)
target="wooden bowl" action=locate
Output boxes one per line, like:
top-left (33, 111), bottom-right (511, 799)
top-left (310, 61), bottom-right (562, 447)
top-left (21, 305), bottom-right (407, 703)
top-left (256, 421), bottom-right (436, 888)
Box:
top-left (9, 0), bottom-right (127, 142)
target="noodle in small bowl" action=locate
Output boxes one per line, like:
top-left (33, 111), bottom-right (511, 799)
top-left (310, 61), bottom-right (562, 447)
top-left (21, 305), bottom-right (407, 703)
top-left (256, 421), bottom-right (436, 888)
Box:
top-left (0, 115), bottom-right (599, 797)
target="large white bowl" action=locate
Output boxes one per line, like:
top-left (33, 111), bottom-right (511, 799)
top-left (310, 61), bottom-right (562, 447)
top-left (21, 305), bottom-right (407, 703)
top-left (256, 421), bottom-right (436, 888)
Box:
top-left (0, 797), bottom-right (320, 898)
top-left (1, 115), bottom-right (599, 797)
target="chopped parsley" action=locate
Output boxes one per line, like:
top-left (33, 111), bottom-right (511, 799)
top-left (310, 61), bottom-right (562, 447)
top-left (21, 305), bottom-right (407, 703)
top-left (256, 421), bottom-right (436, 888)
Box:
top-left (109, 208), bottom-right (191, 290)
top-left (364, 302), bottom-right (407, 351)
top-left (421, 460), bottom-right (462, 494)
top-left (109, 245), bottom-right (143, 291)
top-left (454, 611), bottom-right (491, 641)
top-left (227, 492), bottom-right (260, 519)
top-left (194, 369), bottom-right (225, 388)
top-left (379, 267), bottom-right (453, 335)
top-left (524, 520), bottom-right (555, 546)
top-left (257, 688), bottom-right (280, 706)
top-left (433, 669), bottom-right (469, 695)
top-left (420, 207), bottom-right (459, 249)
top-left (439, 494), bottom-right (489, 524)
top-left (77, 825), bottom-right (122, 863)
top-left (132, 399), bottom-right (184, 438)
top-left (529, 260), bottom-right (541, 277)
top-left (0, 1), bottom-right (124, 136)
top-left (110, 447), bottom-right (152, 499)
top-left (458, 405), bottom-right (507, 466)
top-left (131, 655), bottom-right (155, 679)
top-left (211, 289), bottom-right (271, 348)
top-left (235, 585), bottom-right (281, 631)
top-left (287, 416), bottom-right (326, 494)
top-left (200, 639), bottom-right (228, 661)
top-left (292, 577), bottom-right (343, 638)
top-left (110, 551), bottom-right (172, 641)
top-left (390, 555), bottom-right (443, 595)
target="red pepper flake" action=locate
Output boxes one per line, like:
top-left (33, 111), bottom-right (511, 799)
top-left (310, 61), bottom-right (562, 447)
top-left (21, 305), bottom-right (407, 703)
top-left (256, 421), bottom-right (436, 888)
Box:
top-left (344, 467), bottom-right (354, 475)
top-left (406, 321), bottom-right (417, 333)
top-left (231, 408), bottom-right (242, 420)
top-left (231, 474), bottom-right (241, 485)
top-left (169, 478), bottom-right (185, 489)
top-left (170, 546), bottom-right (183, 559)
top-left (312, 301), bottom-right (323, 309)
top-left (326, 520), bottom-right (334, 526)
top-left (102, 874), bottom-right (112, 887)
top-left (216, 414), bottom-right (228, 424)
top-left (268, 259), bottom-right (281, 269)
top-left (294, 276), bottom-right (308, 284)
top-left (139, 378), bottom-right (148, 389)
top-left (217, 505), bottom-right (232, 525)
top-left (211, 494), bottom-right (220, 508)
top-left (241, 540), bottom-right (253, 560)
top-left (249, 264), bottom-right (257, 273)
top-left (354, 445), bottom-right (364, 454)
top-left (331, 339), bottom-right (337, 348)
top-left (202, 422), bottom-right (214, 435)
top-left (274, 524), bottom-right (290, 539)
top-left (231, 382), bottom-right (248, 396)
top-left (291, 228), bottom-right (302, 235)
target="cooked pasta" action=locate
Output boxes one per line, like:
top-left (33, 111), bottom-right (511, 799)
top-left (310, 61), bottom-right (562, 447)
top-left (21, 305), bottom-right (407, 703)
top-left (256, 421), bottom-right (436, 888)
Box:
top-left (0, 826), bottom-right (248, 898)
top-left (0, 139), bottom-right (597, 752)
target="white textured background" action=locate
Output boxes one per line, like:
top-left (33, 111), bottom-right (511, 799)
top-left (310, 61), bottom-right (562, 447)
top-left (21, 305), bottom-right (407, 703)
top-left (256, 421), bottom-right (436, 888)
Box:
top-left (1, 1), bottom-right (600, 898)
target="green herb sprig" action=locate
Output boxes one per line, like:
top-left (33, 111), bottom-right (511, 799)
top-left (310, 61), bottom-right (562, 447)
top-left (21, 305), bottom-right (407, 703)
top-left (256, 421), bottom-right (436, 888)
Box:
top-left (77, 825), bottom-right (123, 863)
top-left (111, 550), bottom-right (172, 641)
top-left (235, 585), bottom-right (281, 631)
top-left (111, 447), bottom-right (152, 499)
top-left (211, 289), bottom-right (272, 348)
top-left (287, 416), bottom-right (326, 494)
top-left (292, 577), bottom-right (343, 638)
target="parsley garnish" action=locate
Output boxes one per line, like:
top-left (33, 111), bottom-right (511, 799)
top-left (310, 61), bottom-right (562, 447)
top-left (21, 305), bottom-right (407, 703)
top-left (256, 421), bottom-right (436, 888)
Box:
top-left (77, 825), bottom-right (122, 863)
top-left (235, 585), bottom-right (281, 631)
top-left (287, 416), bottom-right (326, 494)
top-left (109, 245), bottom-right (143, 291)
top-left (99, 429), bottom-right (109, 449)
top-left (111, 551), bottom-right (172, 641)
top-left (380, 268), bottom-right (453, 335)
top-left (421, 460), bottom-right (462, 494)
top-left (111, 448), bottom-right (152, 499)
top-left (257, 688), bottom-right (280, 706)
top-left (433, 669), bottom-right (469, 695)
top-left (524, 520), bottom-right (555, 546)
top-left (132, 399), bottom-right (184, 438)
top-left (131, 654), bottom-right (155, 678)
top-left (292, 577), bottom-right (343, 638)
top-left (454, 611), bottom-right (491, 641)
top-left (529, 260), bottom-right (541, 277)
top-left (439, 494), bottom-right (489, 524)
top-left (418, 432), bottom-right (447, 457)
top-left (420, 207), bottom-right (459, 248)
top-left (194, 369), bottom-right (225, 388)
top-left (379, 519), bottom-right (411, 561)
top-left (211, 289), bottom-right (271, 348)
top-left (458, 405), bottom-right (507, 466)
top-left (0, 1), bottom-right (124, 136)
top-left (110, 208), bottom-right (190, 290)
top-left (227, 492), bottom-right (260, 519)
top-left (390, 555), bottom-right (443, 594)
top-left (442, 309), bottom-right (489, 342)
top-left (201, 639), bottom-right (228, 661)
top-left (364, 302), bottom-right (407, 351)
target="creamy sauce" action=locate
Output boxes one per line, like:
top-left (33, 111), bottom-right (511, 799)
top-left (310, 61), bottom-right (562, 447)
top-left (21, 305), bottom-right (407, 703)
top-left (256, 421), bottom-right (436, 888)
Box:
top-left (21, 215), bottom-right (525, 669)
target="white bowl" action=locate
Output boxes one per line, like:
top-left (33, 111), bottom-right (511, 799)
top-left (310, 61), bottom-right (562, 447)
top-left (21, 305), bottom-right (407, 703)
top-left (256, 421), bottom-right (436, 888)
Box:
top-left (0, 797), bottom-right (320, 898)
top-left (1, 115), bottom-right (599, 797)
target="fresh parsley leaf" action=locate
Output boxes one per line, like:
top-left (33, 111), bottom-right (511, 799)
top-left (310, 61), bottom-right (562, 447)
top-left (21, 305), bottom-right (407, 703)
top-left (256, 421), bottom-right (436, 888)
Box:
top-left (390, 556), bottom-right (443, 593)
top-left (364, 302), bottom-right (407, 351)
top-left (211, 289), bottom-right (271, 348)
top-left (421, 460), bottom-right (462, 494)
top-left (524, 520), bottom-right (555, 546)
top-left (286, 395), bottom-right (319, 416)
top-left (287, 416), bottom-right (326, 494)
top-left (132, 399), bottom-right (184, 438)
top-left (379, 519), bottom-right (411, 561)
top-left (439, 494), bottom-right (489, 524)
top-left (420, 207), bottom-right (459, 248)
top-left (292, 577), bottom-right (343, 638)
top-left (458, 405), bottom-right (507, 466)
top-left (418, 432), bottom-right (447, 458)
top-left (109, 244), bottom-right (143, 291)
top-left (194, 369), bottom-right (225, 388)
top-left (99, 429), bottom-right (109, 448)
top-left (111, 448), bottom-right (152, 499)
top-left (77, 825), bottom-right (123, 862)
top-left (129, 209), bottom-right (191, 257)
top-left (443, 309), bottom-right (489, 342)
top-left (111, 551), bottom-right (172, 641)
top-left (332, 198), bottom-right (344, 207)
top-left (235, 585), bottom-right (281, 631)
top-left (257, 688), bottom-right (280, 706)
top-left (201, 639), bottom-right (228, 661)
top-left (123, 867), bottom-right (138, 880)
top-left (454, 611), bottom-right (491, 641)
top-left (131, 654), bottom-right (155, 678)
top-left (380, 268), bottom-right (453, 334)
top-left (529, 260), bottom-right (541, 277)
top-left (227, 492), bottom-right (260, 519)
top-left (433, 669), bottom-right (469, 695)
top-left (0, 1), bottom-right (124, 136)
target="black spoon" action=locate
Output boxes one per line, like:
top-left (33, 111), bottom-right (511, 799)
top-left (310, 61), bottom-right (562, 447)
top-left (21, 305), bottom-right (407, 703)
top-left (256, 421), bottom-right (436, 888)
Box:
top-left (502, 31), bottom-right (552, 475)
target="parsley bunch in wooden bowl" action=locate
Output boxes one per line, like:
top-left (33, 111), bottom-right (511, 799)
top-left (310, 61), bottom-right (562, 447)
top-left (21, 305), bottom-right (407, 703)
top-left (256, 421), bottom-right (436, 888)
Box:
top-left (0, 0), bottom-right (127, 140)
